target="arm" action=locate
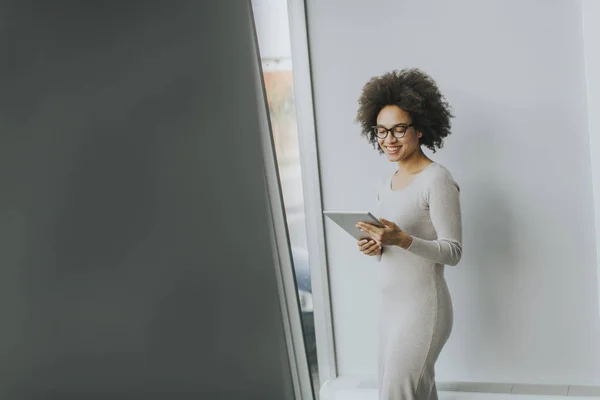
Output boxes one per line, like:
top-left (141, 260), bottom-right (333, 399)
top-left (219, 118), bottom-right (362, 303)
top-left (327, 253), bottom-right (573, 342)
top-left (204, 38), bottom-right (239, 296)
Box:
top-left (404, 177), bottom-right (462, 266)
top-left (375, 179), bottom-right (384, 261)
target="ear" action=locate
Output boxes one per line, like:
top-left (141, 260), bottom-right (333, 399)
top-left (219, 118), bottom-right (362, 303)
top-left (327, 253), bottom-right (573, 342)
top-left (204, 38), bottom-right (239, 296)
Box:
top-left (417, 131), bottom-right (423, 139)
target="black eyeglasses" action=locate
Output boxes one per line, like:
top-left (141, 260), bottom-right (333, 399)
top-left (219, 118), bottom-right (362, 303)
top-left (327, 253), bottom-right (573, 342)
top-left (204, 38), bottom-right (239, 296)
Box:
top-left (372, 123), bottom-right (414, 139)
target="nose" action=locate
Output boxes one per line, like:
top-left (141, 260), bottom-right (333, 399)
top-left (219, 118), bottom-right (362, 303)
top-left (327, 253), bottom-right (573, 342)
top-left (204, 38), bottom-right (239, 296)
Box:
top-left (384, 132), bottom-right (398, 144)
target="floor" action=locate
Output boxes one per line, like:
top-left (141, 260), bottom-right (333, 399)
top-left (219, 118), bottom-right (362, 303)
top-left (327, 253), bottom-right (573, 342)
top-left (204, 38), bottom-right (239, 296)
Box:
top-left (320, 389), bottom-right (600, 400)
top-left (318, 378), bottom-right (600, 400)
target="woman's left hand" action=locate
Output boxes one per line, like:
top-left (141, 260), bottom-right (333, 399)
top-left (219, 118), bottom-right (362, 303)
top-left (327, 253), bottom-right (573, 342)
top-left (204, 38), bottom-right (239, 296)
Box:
top-left (356, 218), bottom-right (413, 249)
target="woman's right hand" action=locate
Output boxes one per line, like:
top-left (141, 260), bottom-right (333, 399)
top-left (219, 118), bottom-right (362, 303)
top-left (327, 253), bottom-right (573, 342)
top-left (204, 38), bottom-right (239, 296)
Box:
top-left (357, 238), bottom-right (382, 256)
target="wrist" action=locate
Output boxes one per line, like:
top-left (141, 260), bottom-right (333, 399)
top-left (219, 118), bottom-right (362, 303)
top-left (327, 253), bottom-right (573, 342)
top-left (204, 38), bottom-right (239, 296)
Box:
top-left (396, 232), bottom-right (413, 249)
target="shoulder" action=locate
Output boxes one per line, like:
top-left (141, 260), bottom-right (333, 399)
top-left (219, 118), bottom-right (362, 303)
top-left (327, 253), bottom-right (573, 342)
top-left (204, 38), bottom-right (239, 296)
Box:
top-left (422, 163), bottom-right (460, 192)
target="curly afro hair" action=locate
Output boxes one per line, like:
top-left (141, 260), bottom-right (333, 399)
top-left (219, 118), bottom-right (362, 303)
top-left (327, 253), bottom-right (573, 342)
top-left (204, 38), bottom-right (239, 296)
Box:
top-left (356, 68), bottom-right (454, 154)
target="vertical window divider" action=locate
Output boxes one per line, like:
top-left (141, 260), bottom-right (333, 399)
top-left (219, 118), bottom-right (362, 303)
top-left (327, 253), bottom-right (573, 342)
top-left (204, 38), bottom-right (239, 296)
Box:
top-left (286, 0), bottom-right (339, 387)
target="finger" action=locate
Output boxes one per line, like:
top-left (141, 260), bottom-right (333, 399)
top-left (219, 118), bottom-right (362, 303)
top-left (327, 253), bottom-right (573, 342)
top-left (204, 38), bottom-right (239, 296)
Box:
top-left (367, 247), bottom-right (380, 256)
top-left (360, 240), bottom-right (375, 251)
top-left (366, 241), bottom-right (379, 250)
top-left (366, 244), bottom-right (382, 256)
top-left (356, 222), bottom-right (382, 235)
top-left (356, 222), bottom-right (368, 230)
top-left (365, 230), bottom-right (382, 243)
top-left (361, 240), bottom-right (378, 253)
top-left (365, 242), bottom-right (380, 254)
top-left (365, 245), bottom-right (376, 255)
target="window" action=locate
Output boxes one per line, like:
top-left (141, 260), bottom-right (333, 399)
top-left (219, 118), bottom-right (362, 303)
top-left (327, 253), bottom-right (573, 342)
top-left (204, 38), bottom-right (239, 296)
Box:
top-left (251, 0), bottom-right (320, 397)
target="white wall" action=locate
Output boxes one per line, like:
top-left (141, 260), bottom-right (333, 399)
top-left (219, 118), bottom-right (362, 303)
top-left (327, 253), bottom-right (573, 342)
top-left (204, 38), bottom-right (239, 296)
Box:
top-left (583, 0), bottom-right (600, 323)
top-left (307, 0), bottom-right (600, 385)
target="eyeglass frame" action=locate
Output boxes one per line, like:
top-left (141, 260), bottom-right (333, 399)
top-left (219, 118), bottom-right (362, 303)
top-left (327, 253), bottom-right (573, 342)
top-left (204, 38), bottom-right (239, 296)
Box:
top-left (371, 123), bottom-right (414, 139)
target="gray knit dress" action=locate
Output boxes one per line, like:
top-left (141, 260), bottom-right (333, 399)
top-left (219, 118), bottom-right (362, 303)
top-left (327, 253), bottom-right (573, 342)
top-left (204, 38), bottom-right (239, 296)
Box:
top-left (374, 162), bottom-right (462, 400)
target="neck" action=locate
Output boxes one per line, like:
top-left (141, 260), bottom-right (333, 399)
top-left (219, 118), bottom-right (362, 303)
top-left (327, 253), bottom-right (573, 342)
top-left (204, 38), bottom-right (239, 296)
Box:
top-left (397, 148), bottom-right (431, 174)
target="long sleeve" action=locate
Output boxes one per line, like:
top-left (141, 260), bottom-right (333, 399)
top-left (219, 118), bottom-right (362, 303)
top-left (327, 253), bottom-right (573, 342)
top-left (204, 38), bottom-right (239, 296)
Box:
top-left (375, 178), bottom-right (384, 262)
top-left (405, 175), bottom-right (463, 266)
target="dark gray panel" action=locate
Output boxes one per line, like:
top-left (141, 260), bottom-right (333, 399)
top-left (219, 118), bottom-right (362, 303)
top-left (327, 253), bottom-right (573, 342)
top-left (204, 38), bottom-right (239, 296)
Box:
top-left (0, 1), bottom-right (294, 399)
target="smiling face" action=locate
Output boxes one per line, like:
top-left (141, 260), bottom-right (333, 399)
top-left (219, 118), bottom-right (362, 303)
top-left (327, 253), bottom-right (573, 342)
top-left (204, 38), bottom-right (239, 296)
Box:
top-left (376, 105), bottom-right (423, 162)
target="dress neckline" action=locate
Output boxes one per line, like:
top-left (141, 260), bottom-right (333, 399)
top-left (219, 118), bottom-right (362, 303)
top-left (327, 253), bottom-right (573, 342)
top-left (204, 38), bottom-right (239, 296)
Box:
top-left (388, 162), bottom-right (436, 192)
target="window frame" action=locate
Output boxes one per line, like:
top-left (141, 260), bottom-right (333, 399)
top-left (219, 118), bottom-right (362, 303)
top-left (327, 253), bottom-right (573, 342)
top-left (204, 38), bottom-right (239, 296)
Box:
top-left (248, 2), bottom-right (316, 399)
top-left (286, 0), bottom-right (339, 386)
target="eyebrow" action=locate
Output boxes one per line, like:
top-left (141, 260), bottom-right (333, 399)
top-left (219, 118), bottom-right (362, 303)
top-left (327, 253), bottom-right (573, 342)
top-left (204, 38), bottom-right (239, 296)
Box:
top-left (375, 123), bottom-right (411, 128)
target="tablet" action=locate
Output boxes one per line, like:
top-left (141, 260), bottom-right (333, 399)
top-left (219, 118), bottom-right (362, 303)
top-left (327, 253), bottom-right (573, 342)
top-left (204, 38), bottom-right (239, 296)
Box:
top-left (323, 211), bottom-right (385, 240)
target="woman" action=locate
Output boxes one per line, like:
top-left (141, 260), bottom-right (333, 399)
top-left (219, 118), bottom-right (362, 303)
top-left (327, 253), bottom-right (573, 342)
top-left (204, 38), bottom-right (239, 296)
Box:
top-left (354, 68), bottom-right (462, 400)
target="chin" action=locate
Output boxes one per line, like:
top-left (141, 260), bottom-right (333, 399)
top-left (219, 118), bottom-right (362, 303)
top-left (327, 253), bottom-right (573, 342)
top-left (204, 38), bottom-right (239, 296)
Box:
top-left (385, 150), bottom-right (404, 161)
